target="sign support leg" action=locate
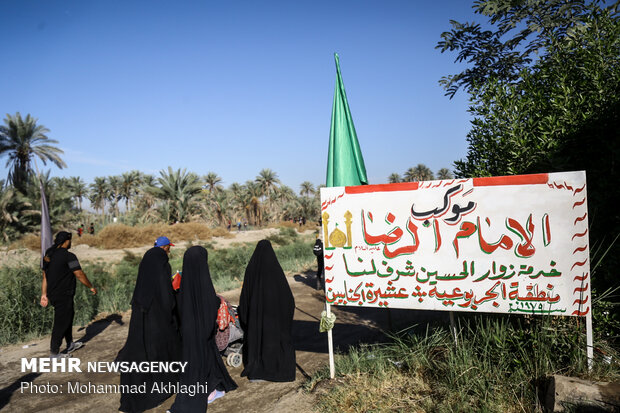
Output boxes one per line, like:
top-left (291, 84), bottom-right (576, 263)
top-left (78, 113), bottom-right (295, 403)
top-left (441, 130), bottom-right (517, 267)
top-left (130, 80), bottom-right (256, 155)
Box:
top-left (586, 310), bottom-right (593, 371)
top-left (449, 311), bottom-right (458, 346)
top-left (326, 302), bottom-right (335, 379)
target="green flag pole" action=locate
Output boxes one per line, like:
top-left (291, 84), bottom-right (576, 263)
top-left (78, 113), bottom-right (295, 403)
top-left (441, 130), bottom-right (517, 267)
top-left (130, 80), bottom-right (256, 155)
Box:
top-left (324, 53), bottom-right (369, 379)
top-left (326, 53), bottom-right (368, 187)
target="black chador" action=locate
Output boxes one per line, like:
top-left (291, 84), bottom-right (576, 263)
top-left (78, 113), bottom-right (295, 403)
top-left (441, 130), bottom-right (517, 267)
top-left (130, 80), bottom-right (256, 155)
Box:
top-left (116, 247), bottom-right (182, 413)
top-left (238, 240), bottom-right (296, 382)
top-left (170, 246), bottom-right (237, 412)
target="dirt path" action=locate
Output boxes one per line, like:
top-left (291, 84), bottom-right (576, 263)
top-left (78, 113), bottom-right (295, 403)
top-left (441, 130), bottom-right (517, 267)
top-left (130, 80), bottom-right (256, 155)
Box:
top-left (0, 267), bottom-right (428, 413)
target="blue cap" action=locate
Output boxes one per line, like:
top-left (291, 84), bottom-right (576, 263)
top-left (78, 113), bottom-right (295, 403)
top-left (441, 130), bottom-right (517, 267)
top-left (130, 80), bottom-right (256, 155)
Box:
top-left (154, 236), bottom-right (174, 247)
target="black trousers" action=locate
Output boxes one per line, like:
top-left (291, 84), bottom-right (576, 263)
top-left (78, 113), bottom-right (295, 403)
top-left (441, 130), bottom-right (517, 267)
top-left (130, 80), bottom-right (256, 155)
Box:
top-left (316, 256), bottom-right (324, 280)
top-left (50, 296), bottom-right (75, 354)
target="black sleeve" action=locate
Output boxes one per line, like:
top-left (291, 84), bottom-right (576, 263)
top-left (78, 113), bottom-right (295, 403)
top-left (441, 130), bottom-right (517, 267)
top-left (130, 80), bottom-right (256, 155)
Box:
top-left (67, 252), bottom-right (82, 272)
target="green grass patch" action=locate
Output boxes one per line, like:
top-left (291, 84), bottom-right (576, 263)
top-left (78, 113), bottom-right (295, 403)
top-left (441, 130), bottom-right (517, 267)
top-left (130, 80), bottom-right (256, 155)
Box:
top-left (308, 315), bottom-right (620, 413)
top-left (0, 237), bottom-right (315, 346)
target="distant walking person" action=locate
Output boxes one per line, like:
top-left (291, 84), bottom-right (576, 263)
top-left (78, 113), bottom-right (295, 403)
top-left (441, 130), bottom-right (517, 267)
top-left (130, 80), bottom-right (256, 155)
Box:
top-left (313, 237), bottom-right (324, 290)
top-left (40, 231), bottom-right (97, 358)
top-left (88, 223), bottom-right (95, 235)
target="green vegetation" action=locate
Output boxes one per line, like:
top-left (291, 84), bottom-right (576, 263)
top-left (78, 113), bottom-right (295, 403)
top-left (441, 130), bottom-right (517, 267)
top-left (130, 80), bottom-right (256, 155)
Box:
top-left (0, 236), bottom-right (315, 346)
top-left (308, 316), bottom-right (620, 413)
top-left (437, 0), bottom-right (620, 300)
top-left (387, 164), bottom-right (454, 183)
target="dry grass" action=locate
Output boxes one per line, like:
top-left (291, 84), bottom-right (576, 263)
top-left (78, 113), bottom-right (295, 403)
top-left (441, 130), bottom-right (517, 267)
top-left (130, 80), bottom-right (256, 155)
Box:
top-left (12, 222), bottom-right (309, 252)
top-left (13, 234), bottom-right (40, 250)
top-left (96, 223), bottom-right (213, 249)
top-left (74, 234), bottom-right (100, 247)
top-left (314, 369), bottom-right (431, 413)
top-left (211, 227), bottom-right (234, 238)
top-left (15, 223), bottom-right (216, 251)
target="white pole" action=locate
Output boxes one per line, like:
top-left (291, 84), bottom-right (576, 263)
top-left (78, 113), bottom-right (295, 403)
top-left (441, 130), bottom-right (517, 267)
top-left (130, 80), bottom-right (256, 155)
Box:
top-left (326, 302), bottom-right (335, 379)
top-left (319, 217), bottom-right (336, 379)
top-left (449, 311), bottom-right (458, 346)
top-left (586, 309), bottom-right (593, 371)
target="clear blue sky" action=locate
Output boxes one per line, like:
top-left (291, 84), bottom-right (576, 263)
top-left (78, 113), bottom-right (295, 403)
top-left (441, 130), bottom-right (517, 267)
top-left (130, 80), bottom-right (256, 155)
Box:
top-left (1, 0), bottom-right (478, 192)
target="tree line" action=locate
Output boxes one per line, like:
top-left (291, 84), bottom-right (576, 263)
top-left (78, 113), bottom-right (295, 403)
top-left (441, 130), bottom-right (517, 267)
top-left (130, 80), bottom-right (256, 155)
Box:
top-left (0, 113), bottom-right (446, 242)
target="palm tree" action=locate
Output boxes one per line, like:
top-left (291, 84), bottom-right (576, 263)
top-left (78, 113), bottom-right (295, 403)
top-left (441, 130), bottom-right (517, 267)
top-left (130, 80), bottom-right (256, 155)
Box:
top-left (203, 172), bottom-right (223, 194)
top-left (437, 168), bottom-right (454, 180)
top-left (0, 180), bottom-right (37, 241)
top-left (140, 173), bottom-right (156, 187)
top-left (120, 170), bottom-right (140, 211)
top-left (107, 175), bottom-right (123, 217)
top-left (298, 196), bottom-right (319, 221)
top-left (132, 173), bottom-right (157, 214)
top-left (274, 185), bottom-right (297, 221)
top-left (0, 113), bottom-right (66, 193)
top-left (415, 164), bottom-right (435, 181)
top-left (204, 190), bottom-right (230, 227)
top-left (403, 168), bottom-right (416, 182)
top-left (404, 164), bottom-right (435, 182)
top-left (69, 176), bottom-right (88, 211)
top-left (299, 181), bottom-right (315, 197)
top-left (388, 173), bottom-right (401, 183)
top-left (256, 169), bottom-right (280, 221)
top-left (244, 180), bottom-right (263, 226)
top-left (151, 167), bottom-right (203, 223)
top-left (256, 168), bottom-right (280, 199)
top-left (27, 171), bottom-right (74, 229)
top-left (89, 177), bottom-right (108, 217)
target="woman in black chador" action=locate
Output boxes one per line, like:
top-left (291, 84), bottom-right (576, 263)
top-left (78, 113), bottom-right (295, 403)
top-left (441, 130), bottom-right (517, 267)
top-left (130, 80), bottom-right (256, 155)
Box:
top-left (169, 246), bottom-right (237, 412)
top-left (238, 240), bottom-right (296, 382)
top-left (116, 245), bottom-right (182, 413)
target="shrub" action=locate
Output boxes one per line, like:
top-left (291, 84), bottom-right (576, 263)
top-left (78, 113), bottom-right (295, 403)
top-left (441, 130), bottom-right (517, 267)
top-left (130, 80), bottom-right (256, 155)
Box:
top-left (74, 234), bottom-right (102, 248)
top-left (266, 227), bottom-right (299, 246)
top-left (0, 265), bottom-right (53, 345)
top-left (211, 227), bottom-right (232, 238)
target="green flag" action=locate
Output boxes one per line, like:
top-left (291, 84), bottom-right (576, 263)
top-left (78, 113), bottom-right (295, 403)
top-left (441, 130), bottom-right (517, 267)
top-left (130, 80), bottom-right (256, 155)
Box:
top-left (326, 53), bottom-right (368, 187)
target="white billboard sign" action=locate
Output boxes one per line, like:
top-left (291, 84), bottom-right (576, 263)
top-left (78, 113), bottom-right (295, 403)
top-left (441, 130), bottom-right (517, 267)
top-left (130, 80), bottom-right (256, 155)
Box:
top-left (320, 171), bottom-right (590, 317)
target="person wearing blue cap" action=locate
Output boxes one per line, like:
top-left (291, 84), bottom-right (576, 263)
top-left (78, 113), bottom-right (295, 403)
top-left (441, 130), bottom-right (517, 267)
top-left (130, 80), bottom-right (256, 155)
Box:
top-left (154, 235), bottom-right (175, 254)
top-left (116, 235), bottom-right (180, 412)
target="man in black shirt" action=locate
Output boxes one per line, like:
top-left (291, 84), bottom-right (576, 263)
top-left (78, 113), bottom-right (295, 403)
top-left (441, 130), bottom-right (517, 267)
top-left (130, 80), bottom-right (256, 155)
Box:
top-left (40, 231), bottom-right (97, 358)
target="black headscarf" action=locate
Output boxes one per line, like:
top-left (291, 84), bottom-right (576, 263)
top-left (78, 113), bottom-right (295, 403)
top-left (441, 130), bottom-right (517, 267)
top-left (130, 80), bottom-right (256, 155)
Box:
top-left (44, 231), bottom-right (72, 262)
top-left (130, 247), bottom-right (174, 312)
top-left (117, 246), bottom-right (181, 413)
top-left (238, 240), bottom-right (296, 382)
top-left (171, 246), bottom-right (237, 411)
